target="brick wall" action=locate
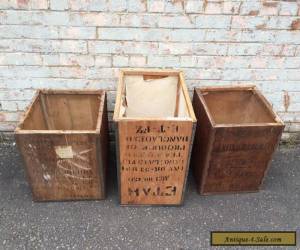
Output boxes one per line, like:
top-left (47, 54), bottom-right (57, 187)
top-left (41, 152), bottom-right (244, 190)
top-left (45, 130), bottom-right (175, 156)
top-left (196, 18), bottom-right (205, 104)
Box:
top-left (0, 0), bottom-right (300, 139)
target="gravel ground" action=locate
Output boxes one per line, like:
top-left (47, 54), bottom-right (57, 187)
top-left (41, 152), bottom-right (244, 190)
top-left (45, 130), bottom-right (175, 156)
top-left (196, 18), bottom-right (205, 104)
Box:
top-left (0, 141), bottom-right (299, 250)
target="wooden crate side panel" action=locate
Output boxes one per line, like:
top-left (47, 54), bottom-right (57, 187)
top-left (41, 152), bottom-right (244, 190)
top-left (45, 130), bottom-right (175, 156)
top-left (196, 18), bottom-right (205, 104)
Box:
top-left (202, 125), bottom-right (284, 194)
top-left (191, 91), bottom-right (214, 193)
top-left (97, 93), bottom-right (109, 198)
top-left (118, 120), bottom-right (194, 205)
top-left (16, 133), bottom-right (103, 201)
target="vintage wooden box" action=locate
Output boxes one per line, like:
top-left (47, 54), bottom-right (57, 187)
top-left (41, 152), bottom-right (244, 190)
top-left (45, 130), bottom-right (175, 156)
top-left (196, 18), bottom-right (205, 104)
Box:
top-left (113, 69), bottom-right (196, 205)
top-left (192, 85), bottom-right (284, 194)
top-left (15, 90), bottom-right (108, 201)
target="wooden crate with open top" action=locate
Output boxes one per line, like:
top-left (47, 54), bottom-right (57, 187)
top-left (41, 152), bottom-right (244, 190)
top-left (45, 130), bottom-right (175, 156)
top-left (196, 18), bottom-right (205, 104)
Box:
top-left (192, 85), bottom-right (284, 194)
top-left (114, 69), bottom-right (196, 205)
top-left (15, 89), bottom-right (108, 201)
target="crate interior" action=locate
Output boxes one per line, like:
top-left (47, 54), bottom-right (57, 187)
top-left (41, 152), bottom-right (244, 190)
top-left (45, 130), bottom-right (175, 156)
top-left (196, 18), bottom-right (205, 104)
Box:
top-left (119, 73), bottom-right (190, 118)
top-left (202, 89), bottom-right (277, 124)
top-left (20, 92), bottom-right (102, 130)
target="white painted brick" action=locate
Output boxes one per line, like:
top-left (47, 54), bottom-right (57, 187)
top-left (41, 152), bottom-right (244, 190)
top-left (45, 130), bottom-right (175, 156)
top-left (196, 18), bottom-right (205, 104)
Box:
top-left (127, 0), bottom-right (146, 12)
top-left (89, 41), bottom-right (158, 55)
top-left (279, 1), bottom-right (298, 16)
top-left (69, 12), bottom-right (119, 26)
top-left (0, 25), bottom-right (59, 39)
top-left (120, 14), bottom-right (154, 27)
top-left (204, 2), bottom-right (223, 14)
top-left (86, 68), bottom-right (117, 79)
top-left (95, 56), bottom-right (112, 67)
top-left (50, 0), bottom-right (68, 10)
top-left (42, 54), bottom-right (94, 67)
top-left (184, 68), bottom-right (222, 80)
top-left (147, 0), bottom-right (164, 13)
top-left (223, 1), bottom-right (241, 15)
top-left (1, 101), bottom-right (18, 111)
top-left (185, 1), bottom-right (203, 14)
top-left (0, 89), bottom-right (35, 101)
top-left (158, 15), bottom-right (195, 28)
top-left (240, 1), bottom-right (260, 16)
top-left (69, 0), bottom-right (108, 11)
top-left (0, 112), bottom-right (21, 122)
top-left (108, 0), bottom-right (127, 12)
top-left (195, 15), bottom-right (231, 29)
top-left (148, 55), bottom-right (180, 67)
top-left (0, 39), bottom-right (87, 53)
top-left (0, 0), bottom-right (48, 10)
top-left (16, 101), bottom-right (30, 111)
top-left (98, 28), bottom-right (177, 41)
top-left (0, 53), bottom-right (42, 65)
top-left (128, 56), bottom-right (146, 67)
top-left (165, 1), bottom-right (184, 13)
top-left (180, 56), bottom-right (197, 67)
top-left (170, 29), bottom-right (206, 42)
top-left (159, 42), bottom-right (192, 55)
top-left (112, 55), bottom-right (129, 67)
top-left (59, 27), bottom-right (96, 39)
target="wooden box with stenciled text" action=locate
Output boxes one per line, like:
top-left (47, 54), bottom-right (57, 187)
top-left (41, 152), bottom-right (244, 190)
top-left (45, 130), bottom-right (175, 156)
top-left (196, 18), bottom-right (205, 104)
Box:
top-left (113, 69), bottom-right (196, 205)
top-left (192, 85), bottom-right (285, 195)
top-left (15, 89), bottom-right (109, 201)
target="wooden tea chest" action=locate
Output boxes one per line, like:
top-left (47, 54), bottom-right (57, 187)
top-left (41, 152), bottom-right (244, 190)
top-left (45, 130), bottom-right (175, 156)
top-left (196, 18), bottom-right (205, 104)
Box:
top-left (114, 69), bottom-right (196, 205)
top-left (15, 90), bottom-right (108, 201)
top-left (192, 85), bottom-right (284, 194)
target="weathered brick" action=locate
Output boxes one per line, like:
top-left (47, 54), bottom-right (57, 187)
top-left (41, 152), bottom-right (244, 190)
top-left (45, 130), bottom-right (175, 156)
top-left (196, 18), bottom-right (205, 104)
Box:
top-left (147, 0), bottom-right (164, 13)
top-left (0, 25), bottom-right (59, 39)
top-left (196, 15), bottom-right (231, 29)
top-left (42, 54), bottom-right (94, 67)
top-left (89, 41), bottom-right (158, 55)
top-left (50, 0), bottom-right (68, 10)
top-left (0, 0), bottom-right (48, 10)
top-left (204, 2), bottom-right (223, 14)
top-left (95, 56), bottom-right (112, 67)
top-left (127, 0), bottom-right (146, 12)
top-left (128, 55), bottom-right (146, 67)
top-left (112, 55), bottom-right (129, 67)
top-left (69, 0), bottom-right (108, 11)
top-left (165, 1), bottom-right (184, 13)
top-left (223, 1), bottom-right (241, 15)
top-left (239, 1), bottom-right (260, 16)
top-left (0, 39), bottom-right (87, 53)
top-left (0, 53), bottom-right (42, 65)
top-left (148, 55), bottom-right (180, 67)
top-left (59, 27), bottom-right (96, 39)
top-left (120, 14), bottom-right (154, 27)
top-left (185, 0), bottom-right (204, 14)
top-left (158, 15), bottom-right (195, 28)
top-left (1, 101), bottom-right (18, 111)
top-left (108, 0), bottom-right (127, 12)
top-left (69, 12), bottom-right (119, 26)
top-left (279, 1), bottom-right (298, 16)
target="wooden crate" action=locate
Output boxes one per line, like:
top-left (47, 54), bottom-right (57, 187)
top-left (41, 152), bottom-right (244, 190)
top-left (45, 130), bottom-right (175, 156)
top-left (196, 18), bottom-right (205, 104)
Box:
top-left (15, 89), bottom-right (108, 201)
top-left (113, 69), bottom-right (196, 205)
top-left (192, 85), bottom-right (285, 195)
